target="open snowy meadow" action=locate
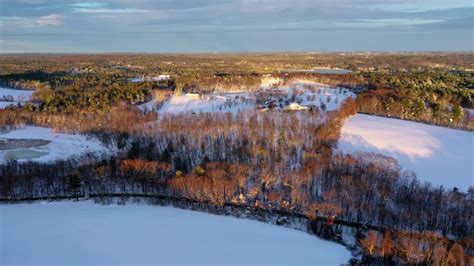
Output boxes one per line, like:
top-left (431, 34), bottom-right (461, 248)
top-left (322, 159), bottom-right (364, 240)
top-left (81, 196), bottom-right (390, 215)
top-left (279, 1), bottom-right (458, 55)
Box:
top-left (339, 114), bottom-right (474, 189)
top-left (158, 93), bottom-right (255, 115)
top-left (145, 81), bottom-right (354, 116)
top-left (0, 201), bottom-right (351, 265)
top-left (0, 87), bottom-right (34, 109)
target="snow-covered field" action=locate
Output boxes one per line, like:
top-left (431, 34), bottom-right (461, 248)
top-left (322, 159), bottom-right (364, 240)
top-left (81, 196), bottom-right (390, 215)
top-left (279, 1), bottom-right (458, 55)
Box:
top-left (130, 75), bottom-right (170, 83)
top-left (159, 93), bottom-right (254, 115)
top-left (275, 82), bottom-right (354, 111)
top-left (281, 69), bottom-right (352, 74)
top-left (157, 82), bottom-right (354, 115)
top-left (0, 201), bottom-right (351, 265)
top-left (0, 102), bottom-right (21, 108)
top-left (311, 68), bottom-right (352, 74)
top-left (338, 114), bottom-right (474, 189)
top-left (0, 87), bottom-right (34, 109)
top-left (0, 126), bottom-right (110, 163)
top-left (137, 97), bottom-right (161, 112)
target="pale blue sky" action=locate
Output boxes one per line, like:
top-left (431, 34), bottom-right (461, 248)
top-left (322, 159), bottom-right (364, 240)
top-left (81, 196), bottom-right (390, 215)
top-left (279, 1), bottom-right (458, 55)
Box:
top-left (0, 0), bottom-right (473, 52)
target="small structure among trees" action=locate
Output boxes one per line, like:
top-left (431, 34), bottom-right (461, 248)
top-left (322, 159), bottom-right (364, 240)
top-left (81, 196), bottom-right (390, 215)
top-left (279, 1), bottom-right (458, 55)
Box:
top-left (285, 102), bottom-right (309, 111)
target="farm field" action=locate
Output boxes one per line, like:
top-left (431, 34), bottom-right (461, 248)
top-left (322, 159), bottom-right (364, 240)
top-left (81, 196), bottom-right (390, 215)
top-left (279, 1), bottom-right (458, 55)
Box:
top-left (338, 114), bottom-right (474, 189)
top-left (0, 201), bottom-right (352, 265)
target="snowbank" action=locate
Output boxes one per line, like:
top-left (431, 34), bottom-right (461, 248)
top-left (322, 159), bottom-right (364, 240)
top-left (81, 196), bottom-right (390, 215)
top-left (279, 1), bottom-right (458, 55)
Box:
top-left (338, 114), bottom-right (474, 189)
top-left (0, 202), bottom-right (351, 265)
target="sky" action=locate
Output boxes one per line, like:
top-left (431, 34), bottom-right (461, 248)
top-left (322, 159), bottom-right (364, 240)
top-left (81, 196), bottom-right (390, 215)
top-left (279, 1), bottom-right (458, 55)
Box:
top-left (0, 0), bottom-right (472, 53)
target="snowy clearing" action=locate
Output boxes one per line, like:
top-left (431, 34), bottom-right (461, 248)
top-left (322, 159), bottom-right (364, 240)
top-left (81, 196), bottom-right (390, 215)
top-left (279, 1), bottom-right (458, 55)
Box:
top-left (0, 102), bottom-right (21, 109)
top-left (275, 82), bottom-right (354, 111)
top-left (0, 126), bottom-right (110, 163)
top-left (137, 97), bottom-right (161, 112)
top-left (0, 201), bottom-right (351, 265)
top-left (157, 82), bottom-right (354, 115)
top-left (159, 93), bottom-right (254, 115)
top-left (0, 87), bottom-right (34, 109)
top-left (0, 87), bottom-right (33, 101)
top-left (311, 68), bottom-right (352, 74)
top-left (130, 75), bottom-right (170, 83)
top-left (280, 69), bottom-right (353, 74)
top-left (338, 114), bottom-right (474, 189)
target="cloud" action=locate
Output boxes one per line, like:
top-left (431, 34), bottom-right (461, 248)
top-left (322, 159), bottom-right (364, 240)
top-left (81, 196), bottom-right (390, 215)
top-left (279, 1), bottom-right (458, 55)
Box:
top-left (68, 2), bottom-right (108, 8)
top-left (34, 14), bottom-right (63, 26)
top-left (66, 1), bottom-right (149, 14)
top-left (73, 8), bottom-right (150, 13)
top-left (333, 18), bottom-right (445, 28)
top-left (0, 0), bottom-right (472, 52)
top-left (0, 14), bottom-right (63, 28)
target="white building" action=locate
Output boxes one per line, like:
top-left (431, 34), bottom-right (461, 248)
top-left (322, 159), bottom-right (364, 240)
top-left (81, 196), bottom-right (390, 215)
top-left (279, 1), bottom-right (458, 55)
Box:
top-left (285, 102), bottom-right (309, 111)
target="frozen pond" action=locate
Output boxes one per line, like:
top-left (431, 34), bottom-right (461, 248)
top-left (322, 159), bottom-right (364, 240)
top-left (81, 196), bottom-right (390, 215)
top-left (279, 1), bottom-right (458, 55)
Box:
top-left (0, 202), bottom-right (352, 265)
top-left (0, 126), bottom-right (111, 163)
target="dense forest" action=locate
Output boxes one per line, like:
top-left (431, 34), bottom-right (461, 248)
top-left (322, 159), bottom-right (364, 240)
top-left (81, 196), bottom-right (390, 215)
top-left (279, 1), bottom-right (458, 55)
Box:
top-left (0, 53), bottom-right (473, 264)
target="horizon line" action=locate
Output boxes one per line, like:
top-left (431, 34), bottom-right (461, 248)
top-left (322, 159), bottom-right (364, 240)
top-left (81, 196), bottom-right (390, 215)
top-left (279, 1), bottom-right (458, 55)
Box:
top-left (1, 50), bottom-right (473, 55)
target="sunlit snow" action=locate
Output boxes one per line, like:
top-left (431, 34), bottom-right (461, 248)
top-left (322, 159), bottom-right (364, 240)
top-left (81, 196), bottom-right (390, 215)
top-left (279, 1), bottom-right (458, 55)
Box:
top-left (0, 87), bottom-right (34, 109)
top-left (159, 93), bottom-right (254, 115)
top-left (339, 114), bottom-right (474, 189)
top-left (0, 201), bottom-right (352, 265)
top-left (156, 82), bottom-right (354, 115)
top-left (0, 126), bottom-right (110, 163)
